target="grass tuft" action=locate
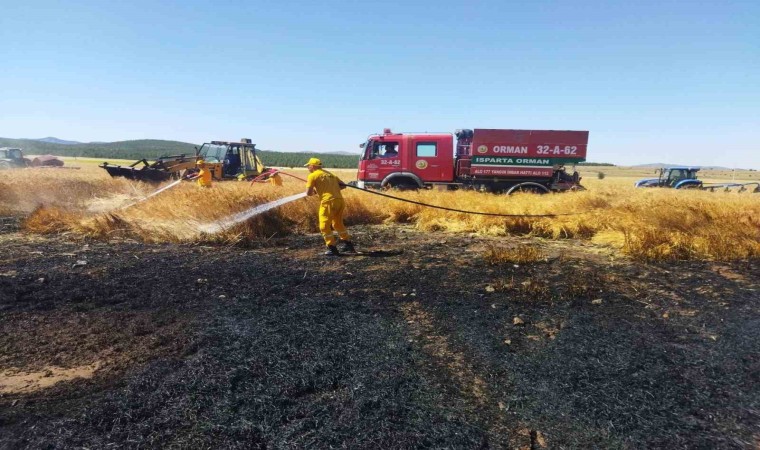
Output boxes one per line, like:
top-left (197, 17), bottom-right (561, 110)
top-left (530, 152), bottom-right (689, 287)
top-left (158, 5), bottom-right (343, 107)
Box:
top-left (484, 246), bottom-right (545, 265)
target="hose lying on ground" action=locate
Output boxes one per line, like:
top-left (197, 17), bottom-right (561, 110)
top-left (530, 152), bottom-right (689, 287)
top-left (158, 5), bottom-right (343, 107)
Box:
top-left (194, 170), bottom-right (588, 235)
top-left (276, 170), bottom-right (584, 218)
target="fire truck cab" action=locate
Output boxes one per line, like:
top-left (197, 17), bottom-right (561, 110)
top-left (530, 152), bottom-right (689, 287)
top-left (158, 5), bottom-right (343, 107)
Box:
top-left (358, 129), bottom-right (454, 189)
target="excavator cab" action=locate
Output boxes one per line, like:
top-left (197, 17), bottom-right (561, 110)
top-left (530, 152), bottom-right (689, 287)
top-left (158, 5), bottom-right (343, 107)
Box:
top-left (197, 140), bottom-right (264, 180)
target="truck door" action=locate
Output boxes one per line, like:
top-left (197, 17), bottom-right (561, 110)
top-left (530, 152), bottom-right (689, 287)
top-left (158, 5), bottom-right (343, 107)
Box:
top-left (409, 136), bottom-right (453, 182)
top-left (360, 138), bottom-right (403, 184)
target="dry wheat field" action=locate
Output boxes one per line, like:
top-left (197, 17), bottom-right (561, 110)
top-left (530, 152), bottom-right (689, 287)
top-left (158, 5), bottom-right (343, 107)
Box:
top-left (4, 164), bottom-right (758, 261)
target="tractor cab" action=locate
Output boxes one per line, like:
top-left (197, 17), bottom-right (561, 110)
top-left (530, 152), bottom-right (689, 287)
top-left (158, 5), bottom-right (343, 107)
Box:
top-left (0, 147), bottom-right (29, 169)
top-left (662, 167), bottom-right (700, 187)
top-left (635, 167), bottom-right (703, 189)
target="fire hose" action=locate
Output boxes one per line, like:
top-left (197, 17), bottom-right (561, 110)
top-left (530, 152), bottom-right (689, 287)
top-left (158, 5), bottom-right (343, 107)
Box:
top-left (127, 169), bottom-right (587, 235)
top-left (120, 177), bottom-right (189, 210)
top-left (272, 169), bottom-right (581, 218)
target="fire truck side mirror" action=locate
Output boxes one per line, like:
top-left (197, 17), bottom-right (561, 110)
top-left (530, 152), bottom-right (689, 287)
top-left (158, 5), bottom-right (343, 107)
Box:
top-left (359, 143), bottom-right (365, 148)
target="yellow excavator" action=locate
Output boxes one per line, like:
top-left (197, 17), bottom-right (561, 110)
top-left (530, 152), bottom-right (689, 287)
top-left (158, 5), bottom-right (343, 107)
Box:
top-left (100, 139), bottom-right (265, 183)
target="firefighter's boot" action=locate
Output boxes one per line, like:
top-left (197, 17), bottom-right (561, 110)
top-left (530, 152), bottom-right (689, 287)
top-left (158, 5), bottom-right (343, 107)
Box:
top-left (324, 245), bottom-right (340, 257)
top-left (339, 240), bottom-right (356, 254)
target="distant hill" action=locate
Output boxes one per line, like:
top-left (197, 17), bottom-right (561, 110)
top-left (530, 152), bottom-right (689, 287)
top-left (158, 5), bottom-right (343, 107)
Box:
top-left (578, 162), bottom-right (615, 166)
top-left (0, 137), bottom-right (197, 159)
top-left (34, 137), bottom-right (82, 145)
top-left (632, 163), bottom-right (733, 170)
top-left (0, 137), bottom-right (361, 168)
top-left (325, 150), bottom-right (361, 156)
top-left (632, 163), bottom-right (689, 168)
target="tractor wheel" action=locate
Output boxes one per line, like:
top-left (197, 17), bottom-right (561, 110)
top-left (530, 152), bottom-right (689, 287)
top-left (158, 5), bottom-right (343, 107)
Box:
top-left (0, 162), bottom-right (11, 170)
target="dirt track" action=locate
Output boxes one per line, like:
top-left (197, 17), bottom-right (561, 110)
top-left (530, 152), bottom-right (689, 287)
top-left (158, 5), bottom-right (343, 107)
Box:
top-left (1, 221), bottom-right (759, 449)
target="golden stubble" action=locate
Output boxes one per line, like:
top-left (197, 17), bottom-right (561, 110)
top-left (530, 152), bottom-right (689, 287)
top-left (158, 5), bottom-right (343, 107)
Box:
top-left (6, 167), bottom-right (759, 261)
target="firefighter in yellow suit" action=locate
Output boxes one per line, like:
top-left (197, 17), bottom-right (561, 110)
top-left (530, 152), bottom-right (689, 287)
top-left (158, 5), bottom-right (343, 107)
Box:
top-left (269, 172), bottom-right (283, 186)
top-left (304, 157), bottom-right (356, 256)
top-left (196, 160), bottom-right (212, 188)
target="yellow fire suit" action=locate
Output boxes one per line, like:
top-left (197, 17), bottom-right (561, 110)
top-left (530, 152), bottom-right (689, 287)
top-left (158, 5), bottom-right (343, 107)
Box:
top-left (306, 168), bottom-right (350, 247)
top-left (197, 168), bottom-right (212, 188)
top-left (269, 173), bottom-right (283, 186)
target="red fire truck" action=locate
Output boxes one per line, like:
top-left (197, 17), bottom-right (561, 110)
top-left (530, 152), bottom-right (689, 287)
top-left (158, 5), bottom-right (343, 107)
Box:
top-left (356, 128), bottom-right (589, 194)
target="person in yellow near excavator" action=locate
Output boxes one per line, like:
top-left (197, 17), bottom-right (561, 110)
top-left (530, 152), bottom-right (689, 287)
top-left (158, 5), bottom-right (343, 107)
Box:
top-left (196, 159), bottom-right (212, 188)
top-left (269, 172), bottom-right (283, 186)
top-left (304, 157), bottom-right (356, 256)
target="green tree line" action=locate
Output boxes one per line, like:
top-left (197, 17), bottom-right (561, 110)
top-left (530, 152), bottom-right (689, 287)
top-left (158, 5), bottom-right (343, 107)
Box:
top-left (0, 138), bottom-right (362, 168)
top-left (0, 138), bottom-right (615, 168)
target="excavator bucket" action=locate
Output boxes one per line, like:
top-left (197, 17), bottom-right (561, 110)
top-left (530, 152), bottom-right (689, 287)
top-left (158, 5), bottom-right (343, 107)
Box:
top-left (101, 162), bottom-right (173, 182)
top-left (100, 155), bottom-right (197, 183)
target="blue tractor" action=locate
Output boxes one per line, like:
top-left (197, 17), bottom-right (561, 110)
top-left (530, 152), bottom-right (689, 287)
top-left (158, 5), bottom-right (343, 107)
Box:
top-left (635, 167), bottom-right (703, 189)
top-left (635, 167), bottom-right (759, 192)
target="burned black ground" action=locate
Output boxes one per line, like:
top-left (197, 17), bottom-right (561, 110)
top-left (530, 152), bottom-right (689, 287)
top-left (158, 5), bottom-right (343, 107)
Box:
top-left (1, 223), bottom-right (758, 449)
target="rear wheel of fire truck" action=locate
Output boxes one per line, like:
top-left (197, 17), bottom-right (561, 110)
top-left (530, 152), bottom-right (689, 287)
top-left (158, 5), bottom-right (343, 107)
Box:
top-left (506, 182), bottom-right (550, 195)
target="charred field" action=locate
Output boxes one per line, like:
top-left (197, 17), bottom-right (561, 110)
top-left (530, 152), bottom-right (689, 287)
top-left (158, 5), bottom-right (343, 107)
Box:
top-left (1, 216), bottom-right (759, 449)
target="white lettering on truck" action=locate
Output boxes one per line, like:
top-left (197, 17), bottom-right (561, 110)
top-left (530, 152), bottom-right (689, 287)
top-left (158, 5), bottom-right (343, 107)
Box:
top-left (516, 158), bottom-right (551, 165)
top-left (536, 145), bottom-right (578, 155)
top-left (492, 145), bottom-right (528, 154)
top-left (479, 157), bottom-right (514, 164)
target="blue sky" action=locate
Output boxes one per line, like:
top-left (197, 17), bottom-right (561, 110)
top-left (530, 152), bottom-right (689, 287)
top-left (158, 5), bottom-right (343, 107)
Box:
top-left (1, 0), bottom-right (758, 167)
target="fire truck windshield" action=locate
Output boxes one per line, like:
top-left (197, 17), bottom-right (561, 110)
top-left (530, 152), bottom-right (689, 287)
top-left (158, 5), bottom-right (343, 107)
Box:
top-left (361, 139), bottom-right (373, 159)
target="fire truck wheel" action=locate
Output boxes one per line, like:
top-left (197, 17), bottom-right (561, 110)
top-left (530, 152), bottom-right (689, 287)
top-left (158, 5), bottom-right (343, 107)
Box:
top-left (387, 179), bottom-right (419, 191)
top-left (507, 183), bottom-right (549, 195)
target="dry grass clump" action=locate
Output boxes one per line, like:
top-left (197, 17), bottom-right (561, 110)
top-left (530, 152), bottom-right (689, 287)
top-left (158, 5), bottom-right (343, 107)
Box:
top-left (393, 183), bottom-right (759, 261)
top-left (484, 246), bottom-right (545, 265)
top-left (562, 268), bottom-right (612, 300)
top-left (9, 167), bottom-right (760, 261)
top-left (492, 276), bottom-right (554, 302)
top-left (0, 166), bottom-right (150, 215)
top-left (22, 206), bottom-right (84, 234)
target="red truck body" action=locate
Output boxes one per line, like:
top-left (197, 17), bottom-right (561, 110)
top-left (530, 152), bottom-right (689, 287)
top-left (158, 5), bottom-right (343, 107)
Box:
top-left (356, 128), bottom-right (589, 193)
